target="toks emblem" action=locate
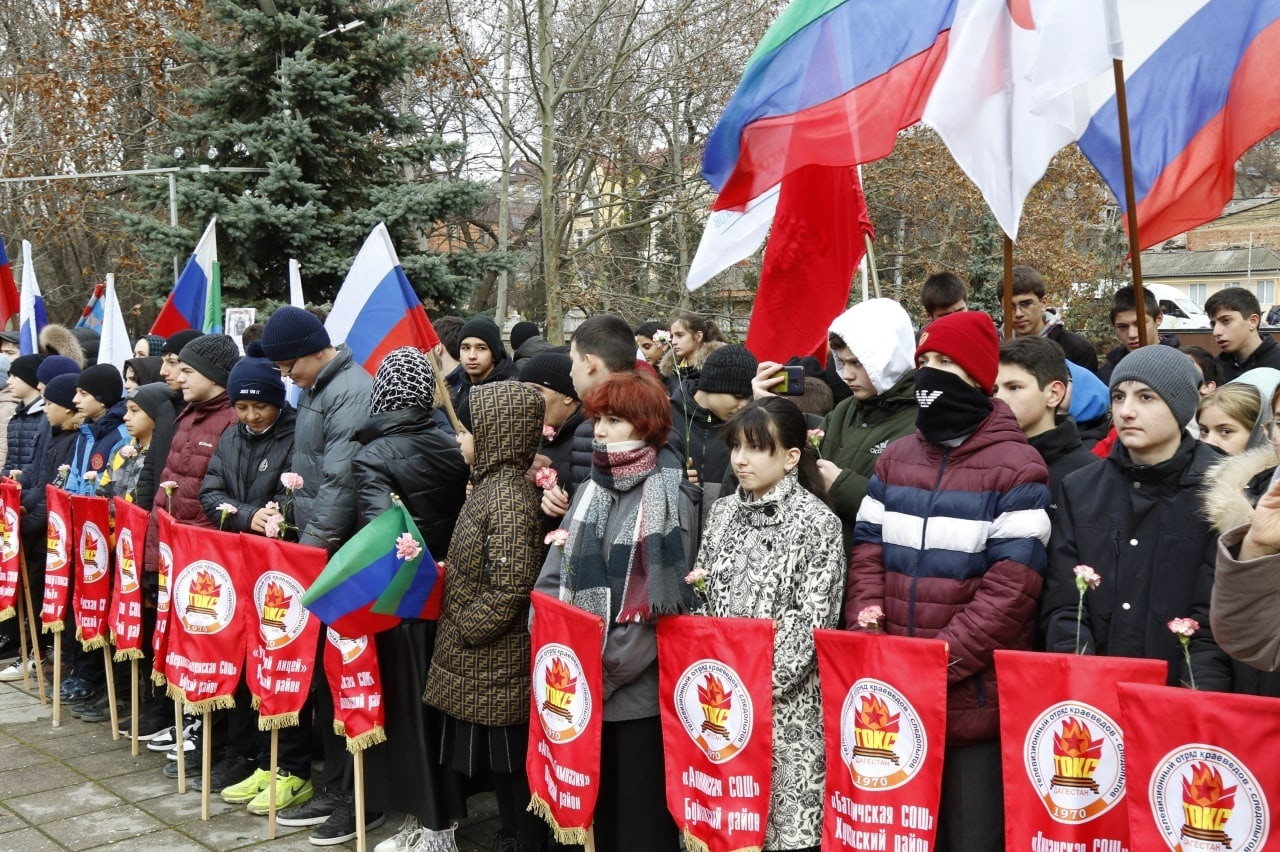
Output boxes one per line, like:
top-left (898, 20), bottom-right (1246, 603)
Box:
top-left (1149, 744), bottom-right (1269, 852)
top-left (674, 660), bottom-right (753, 764)
top-left (1024, 701), bottom-right (1126, 824)
top-left (533, 644), bottom-right (592, 743)
top-left (841, 678), bottom-right (927, 791)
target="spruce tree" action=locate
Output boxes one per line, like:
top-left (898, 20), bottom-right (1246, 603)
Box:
top-left (124, 0), bottom-right (499, 309)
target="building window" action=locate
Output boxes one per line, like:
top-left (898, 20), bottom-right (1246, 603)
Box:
top-left (1189, 283), bottom-right (1207, 305)
top-left (1259, 280), bottom-right (1276, 306)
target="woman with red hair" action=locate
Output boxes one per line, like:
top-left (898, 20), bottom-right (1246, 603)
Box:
top-left (533, 372), bottom-right (697, 851)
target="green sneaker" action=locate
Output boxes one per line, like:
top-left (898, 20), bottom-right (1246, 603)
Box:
top-left (246, 771), bottom-right (313, 815)
top-left (221, 767), bottom-right (272, 804)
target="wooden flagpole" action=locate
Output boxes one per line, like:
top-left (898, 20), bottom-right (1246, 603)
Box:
top-left (863, 234), bottom-right (881, 299)
top-left (1003, 236), bottom-right (1015, 339)
top-left (20, 561), bottom-right (46, 704)
top-left (52, 639), bottom-right (61, 727)
top-left (1113, 57), bottom-right (1149, 348)
top-left (175, 699), bottom-right (187, 793)
top-left (15, 578), bottom-right (29, 693)
top-left (130, 659), bottom-right (139, 756)
top-left (201, 708), bottom-right (212, 819)
top-left (102, 648), bottom-right (119, 741)
top-left (353, 749), bottom-right (367, 852)
top-left (268, 729), bottom-right (279, 839)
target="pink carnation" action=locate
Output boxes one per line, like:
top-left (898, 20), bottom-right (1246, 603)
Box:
top-left (265, 501), bottom-right (280, 512)
top-left (542, 424), bottom-right (556, 440)
top-left (1167, 617), bottom-right (1199, 638)
top-left (83, 470), bottom-right (98, 481)
top-left (6, 470), bottom-right (20, 480)
top-left (216, 502), bottom-right (238, 516)
top-left (118, 444), bottom-right (139, 459)
top-left (280, 472), bottom-right (304, 492)
top-left (544, 529), bottom-right (569, 548)
top-left (395, 533), bottom-right (422, 561)
top-left (264, 514), bottom-right (283, 539)
top-left (534, 467), bottom-right (558, 490)
top-left (857, 605), bottom-right (885, 630)
top-left (1073, 564), bottom-right (1101, 591)
top-left (159, 479), bottom-right (177, 490)
top-left (684, 567), bottom-right (708, 585)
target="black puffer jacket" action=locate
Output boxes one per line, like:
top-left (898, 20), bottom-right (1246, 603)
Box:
top-left (1042, 435), bottom-right (1231, 689)
top-left (6, 398), bottom-right (45, 473)
top-left (199, 407), bottom-right (298, 532)
top-left (540, 406), bottom-right (584, 493)
top-left (351, 406), bottom-right (469, 559)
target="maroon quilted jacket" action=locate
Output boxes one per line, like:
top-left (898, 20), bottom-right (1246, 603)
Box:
top-left (844, 401), bottom-right (1051, 744)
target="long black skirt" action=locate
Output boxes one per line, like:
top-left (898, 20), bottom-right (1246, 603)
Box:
top-left (362, 622), bottom-right (468, 829)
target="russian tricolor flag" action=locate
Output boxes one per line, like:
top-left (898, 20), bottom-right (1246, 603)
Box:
top-left (18, 240), bottom-right (47, 356)
top-left (325, 223), bottom-right (439, 377)
top-left (150, 217), bottom-right (221, 337)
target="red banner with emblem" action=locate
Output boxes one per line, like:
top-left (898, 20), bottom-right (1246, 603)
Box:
top-left (0, 478), bottom-right (22, 620)
top-left (1118, 682), bottom-right (1280, 852)
top-left (526, 592), bottom-right (605, 846)
top-left (70, 494), bottom-right (112, 651)
top-left (323, 627), bottom-right (386, 751)
top-left (41, 486), bottom-right (72, 633)
top-left (109, 498), bottom-right (149, 660)
top-left (658, 615), bottom-right (772, 852)
top-left (151, 510), bottom-right (176, 686)
top-left (240, 534), bottom-right (325, 728)
top-left (164, 521), bottom-right (248, 711)
top-left (996, 651), bottom-right (1167, 852)
top-left (815, 630), bottom-right (947, 852)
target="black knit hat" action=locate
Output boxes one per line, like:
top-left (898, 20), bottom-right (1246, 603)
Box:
top-left (371, 347), bottom-right (436, 414)
top-left (228, 357), bottom-right (286, 408)
top-left (698, 345), bottom-right (757, 398)
top-left (36, 355), bottom-right (80, 387)
top-left (8, 354), bottom-right (43, 390)
top-left (260, 306), bottom-right (330, 361)
top-left (75, 363), bottom-right (124, 406)
top-left (130, 382), bottom-right (173, 423)
top-left (510, 321), bottom-right (540, 351)
top-left (458, 316), bottom-right (507, 362)
top-left (43, 374), bottom-right (79, 409)
top-left (162, 330), bottom-right (203, 357)
top-left (143, 334), bottom-right (166, 356)
top-left (179, 334), bottom-right (240, 388)
top-left (520, 350), bottom-right (577, 400)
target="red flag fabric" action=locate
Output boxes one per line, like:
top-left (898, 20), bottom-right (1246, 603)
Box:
top-left (658, 615), bottom-right (773, 852)
top-left (814, 630), bottom-right (947, 852)
top-left (1118, 681), bottom-right (1279, 852)
top-left (323, 628), bottom-right (386, 751)
top-left (165, 522), bottom-right (248, 711)
top-left (152, 509), bottom-right (177, 686)
top-left (41, 486), bottom-right (73, 633)
top-left (0, 234), bottom-right (20, 330)
top-left (744, 165), bottom-right (873, 364)
top-left (241, 534), bottom-right (326, 728)
top-left (0, 478), bottom-right (22, 620)
top-left (527, 593), bottom-right (606, 846)
top-left (996, 650), bottom-right (1168, 850)
top-left (70, 494), bottom-right (112, 651)
top-left (109, 498), bottom-right (149, 660)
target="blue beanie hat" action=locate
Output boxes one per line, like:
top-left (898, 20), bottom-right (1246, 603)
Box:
top-left (1066, 360), bottom-right (1109, 423)
top-left (43, 374), bottom-right (79, 409)
top-left (227, 357), bottom-right (286, 409)
top-left (36, 355), bottom-right (81, 387)
top-left (260, 307), bottom-right (330, 361)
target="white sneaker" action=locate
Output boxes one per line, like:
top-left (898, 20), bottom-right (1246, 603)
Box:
top-left (0, 658), bottom-right (35, 682)
top-left (374, 815), bottom-right (421, 852)
top-left (412, 824), bottom-right (458, 852)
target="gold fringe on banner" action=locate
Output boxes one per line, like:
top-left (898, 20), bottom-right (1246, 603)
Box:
top-left (682, 827), bottom-right (760, 852)
top-left (527, 793), bottom-right (589, 846)
top-left (344, 726), bottom-right (386, 753)
top-left (77, 628), bottom-right (108, 652)
top-left (151, 670), bottom-right (167, 687)
top-left (166, 684), bottom-right (235, 714)
top-left (42, 620), bottom-right (64, 634)
top-left (112, 647), bottom-right (143, 663)
top-left (0, 606), bottom-right (14, 621)
top-left (258, 711), bottom-right (300, 730)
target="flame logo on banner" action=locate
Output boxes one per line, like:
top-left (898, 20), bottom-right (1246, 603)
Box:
top-left (1149, 744), bottom-right (1269, 852)
top-left (255, 571), bottom-right (310, 649)
top-left (841, 678), bottom-right (926, 792)
top-left (1024, 701), bottom-right (1125, 824)
top-left (674, 659), bottom-right (753, 764)
top-left (533, 643), bottom-right (592, 743)
top-left (174, 560), bottom-right (235, 634)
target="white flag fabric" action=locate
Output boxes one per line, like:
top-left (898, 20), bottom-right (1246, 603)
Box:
top-left (922, 0), bottom-right (1119, 240)
top-left (98, 274), bottom-right (132, 372)
top-left (18, 240), bottom-right (46, 356)
top-left (288, 258), bottom-right (305, 307)
top-left (686, 183), bottom-right (780, 291)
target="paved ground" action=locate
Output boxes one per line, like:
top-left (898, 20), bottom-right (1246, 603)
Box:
top-left (0, 677), bottom-right (503, 851)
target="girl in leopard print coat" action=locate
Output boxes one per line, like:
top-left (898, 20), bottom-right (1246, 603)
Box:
top-left (693, 397), bottom-right (845, 852)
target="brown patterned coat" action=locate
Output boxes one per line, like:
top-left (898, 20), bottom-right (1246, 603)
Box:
top-left (423, 381), bottom-right (545, 726)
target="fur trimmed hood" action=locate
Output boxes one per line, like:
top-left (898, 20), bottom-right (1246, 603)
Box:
top-left (1202, 445), bottom-right (1276, 533)
top-left (659, 338), bottom-right (725, 378)
top-left (40, 324), bottom-right (86, 367)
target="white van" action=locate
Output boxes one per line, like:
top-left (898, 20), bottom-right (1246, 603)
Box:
top-left (1145, 283), bottom-right (1210, 330)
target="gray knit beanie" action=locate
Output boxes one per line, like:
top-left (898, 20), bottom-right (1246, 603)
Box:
top-left (1108, 344), bottom-right (1201, 426)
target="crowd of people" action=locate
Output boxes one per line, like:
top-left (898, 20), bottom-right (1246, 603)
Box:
top-left (0, 266), bottom-right (1278, 852)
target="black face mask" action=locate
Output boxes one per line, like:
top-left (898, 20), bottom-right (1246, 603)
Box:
top-left (914, 366), bottom-right (994, 444)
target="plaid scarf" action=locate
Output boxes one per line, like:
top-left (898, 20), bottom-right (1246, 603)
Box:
top-left (564, 441), bottom-right (689, 624)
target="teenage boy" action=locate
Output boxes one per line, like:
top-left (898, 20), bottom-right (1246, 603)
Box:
top-left (996, 338), bottom-right (1099, 516)
top-left (1042, 345), bottom-right (1231, 690)
top-left (520, 349), bottom-right (583, 490)
top-left (0, 355), bottom-right (43, 657)
top-left (1207, 286), bottom-right (1280, 381)
top-left (68, 363), bottom-right (130, 495)
top-left (432, 315), bottom-right (465, 397)
top-left (687, 343), bottom-right (757, 504)
top-left (920, 271), bottom-right (968, 323)
top-left (846, 310), bottom-right (1051, 852)
top-left (451, 315), bottom-right (519, 430)
top-left (1097, 285), bottom-right (1180, 383)
top-left (258, 306), bottom-right (379, 844)
top-left (1009, 265), bottom-right (1098, 372)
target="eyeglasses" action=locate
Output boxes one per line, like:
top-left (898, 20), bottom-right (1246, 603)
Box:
top-left (272, 359), bottom-right (297, 376)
